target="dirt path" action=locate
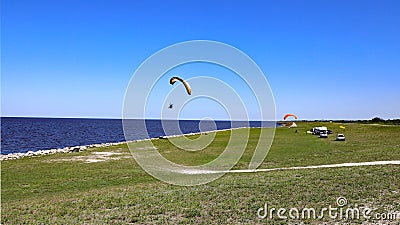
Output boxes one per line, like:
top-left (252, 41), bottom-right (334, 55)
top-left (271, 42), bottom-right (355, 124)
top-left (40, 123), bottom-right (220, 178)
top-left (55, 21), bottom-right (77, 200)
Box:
top-left (177, 160), bottom-right (400, 174)
top-left (228, 160), bottom-right (400, 173)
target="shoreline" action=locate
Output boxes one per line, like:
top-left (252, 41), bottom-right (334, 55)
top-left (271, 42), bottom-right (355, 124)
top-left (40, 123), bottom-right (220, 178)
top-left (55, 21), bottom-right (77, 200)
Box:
top-left (0, 127), bottom-right (252, 161)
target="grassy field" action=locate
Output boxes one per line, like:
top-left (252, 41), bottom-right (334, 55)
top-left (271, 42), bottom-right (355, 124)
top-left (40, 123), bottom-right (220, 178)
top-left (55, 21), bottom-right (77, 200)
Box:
top-left (1, 122), bottom-right (400, 224)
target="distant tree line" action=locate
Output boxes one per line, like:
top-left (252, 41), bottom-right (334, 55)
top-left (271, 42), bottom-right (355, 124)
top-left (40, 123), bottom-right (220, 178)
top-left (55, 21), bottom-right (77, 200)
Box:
top-left (359, 117), bottom-right (400, 125)
top-left (297, 117), bottom-right (400, 125)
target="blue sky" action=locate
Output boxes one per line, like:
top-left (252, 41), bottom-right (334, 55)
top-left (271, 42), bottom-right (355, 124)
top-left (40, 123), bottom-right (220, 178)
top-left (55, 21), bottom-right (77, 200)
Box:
top-left (2, 0), bottom-right (400, 120)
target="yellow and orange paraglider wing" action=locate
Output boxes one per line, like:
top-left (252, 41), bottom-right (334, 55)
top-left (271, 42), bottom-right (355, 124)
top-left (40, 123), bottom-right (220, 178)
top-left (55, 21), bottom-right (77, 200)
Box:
top-left (283, 113), bottom-right (298, 120)
top-left (169, 77), bottom-right (178, 85)
top-left (339, 125), bottom-right (345, 129)
top-left (170, 76), bottom-right (192, 95)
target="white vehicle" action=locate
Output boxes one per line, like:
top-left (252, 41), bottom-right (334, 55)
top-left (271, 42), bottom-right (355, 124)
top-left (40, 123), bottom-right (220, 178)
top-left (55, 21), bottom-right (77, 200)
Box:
top-left (312, 126), bottom-right (327, 135)
top-left (336, 134), bottom-right (346, 141)
top-left (319, 130), bottom-right (328, 138)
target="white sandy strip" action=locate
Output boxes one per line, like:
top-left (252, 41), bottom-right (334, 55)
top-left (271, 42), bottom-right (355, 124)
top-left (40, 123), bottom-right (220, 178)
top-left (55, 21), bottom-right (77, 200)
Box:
top-left (177, 161), bottom-right (400, 174)
top-left (228, 160), bottom-right (400, 173)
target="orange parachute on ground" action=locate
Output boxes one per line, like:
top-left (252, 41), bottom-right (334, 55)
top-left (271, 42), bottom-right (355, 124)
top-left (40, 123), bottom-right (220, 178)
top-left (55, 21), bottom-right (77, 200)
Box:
top-left (170, 76), bottom-right (192, 95)
top-left (283, 113), bottom-right (298, 120)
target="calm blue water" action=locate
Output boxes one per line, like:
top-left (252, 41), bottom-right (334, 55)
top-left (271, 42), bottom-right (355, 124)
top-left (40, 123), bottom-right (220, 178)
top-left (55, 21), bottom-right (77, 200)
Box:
top-left (1, 117), bottom-right (274, 155)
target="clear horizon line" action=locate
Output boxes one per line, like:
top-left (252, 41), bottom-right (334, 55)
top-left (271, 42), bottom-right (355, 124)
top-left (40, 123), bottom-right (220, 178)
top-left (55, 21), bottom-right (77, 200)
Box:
top-left (1, 115), bottom-right (399, 121)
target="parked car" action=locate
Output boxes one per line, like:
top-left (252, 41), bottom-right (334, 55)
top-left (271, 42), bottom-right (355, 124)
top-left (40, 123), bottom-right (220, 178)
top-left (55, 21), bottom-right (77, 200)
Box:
top-left (319, 130), bottom-right (328, 138)
top-left (327, 129), bottom-right (333, 134)
top-left (336, 134), bottom-right (345, 141)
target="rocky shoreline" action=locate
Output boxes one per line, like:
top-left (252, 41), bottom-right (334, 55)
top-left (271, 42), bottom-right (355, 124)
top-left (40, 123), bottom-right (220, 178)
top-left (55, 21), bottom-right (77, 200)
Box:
top-left (0, 142), bottom-right (126, 161)
top-left (0, 127), bottom-right (249, 161)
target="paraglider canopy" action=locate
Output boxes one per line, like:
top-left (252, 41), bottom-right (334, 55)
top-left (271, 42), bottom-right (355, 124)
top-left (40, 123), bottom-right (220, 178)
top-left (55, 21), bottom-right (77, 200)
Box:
top-left (170, 76), bottom-right (192, 95)
top-left (283, 113), bottom-right (298, 120)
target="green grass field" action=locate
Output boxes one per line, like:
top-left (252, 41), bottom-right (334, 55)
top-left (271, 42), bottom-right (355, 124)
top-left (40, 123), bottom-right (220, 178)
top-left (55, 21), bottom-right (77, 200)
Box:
top-left (1, 122), bottom-right (400, 224)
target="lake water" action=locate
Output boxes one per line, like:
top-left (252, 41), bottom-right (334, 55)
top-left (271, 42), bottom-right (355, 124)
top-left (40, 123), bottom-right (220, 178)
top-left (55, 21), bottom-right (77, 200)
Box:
top-left (1, 117), bottom-right (274, 154)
